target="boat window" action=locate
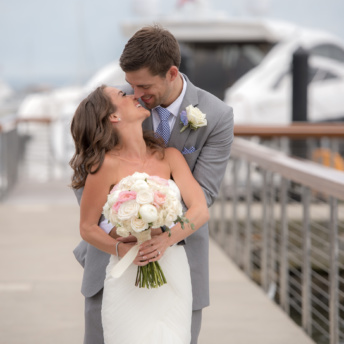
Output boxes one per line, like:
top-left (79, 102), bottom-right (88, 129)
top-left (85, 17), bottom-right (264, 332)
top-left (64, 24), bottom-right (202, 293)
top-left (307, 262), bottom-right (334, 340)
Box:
top-left (310, 44), bottom-right (344, 63)
top-left (272, 70), bottom-right (290, 90)
top-left (179, 41), bottom-right (274, 99)
top-left (310, 67), bottom-right (338, 83)
top-left (272, 66), bottom-right (338, 90)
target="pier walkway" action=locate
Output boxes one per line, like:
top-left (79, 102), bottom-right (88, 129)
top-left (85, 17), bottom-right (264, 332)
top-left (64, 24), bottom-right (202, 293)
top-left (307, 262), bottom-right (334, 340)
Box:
top-left (0, 179), bottom-right (315, 344)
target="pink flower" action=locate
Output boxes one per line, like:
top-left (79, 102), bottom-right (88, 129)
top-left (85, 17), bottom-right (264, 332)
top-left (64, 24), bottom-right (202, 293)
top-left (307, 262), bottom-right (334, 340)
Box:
top-left (112, 191), bottom-right (137, 212)
top-left (148, 176), bottom-right (169, 186)
top-left (153, 191), bottom-right (166, 208)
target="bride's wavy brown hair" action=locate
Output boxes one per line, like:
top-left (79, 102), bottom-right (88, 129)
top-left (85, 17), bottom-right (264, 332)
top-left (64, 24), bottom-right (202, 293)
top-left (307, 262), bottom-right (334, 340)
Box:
top-left (69, 85), bottom-right (164, 189)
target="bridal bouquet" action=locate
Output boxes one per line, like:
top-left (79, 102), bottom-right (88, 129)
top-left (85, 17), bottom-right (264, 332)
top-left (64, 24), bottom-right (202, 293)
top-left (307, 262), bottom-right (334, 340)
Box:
top-left (102, 172), bottom-right (190, 288)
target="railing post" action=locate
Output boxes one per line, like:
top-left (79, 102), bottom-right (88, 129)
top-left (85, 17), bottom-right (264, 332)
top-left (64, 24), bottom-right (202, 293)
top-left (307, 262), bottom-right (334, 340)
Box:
top-left (231, 159), bottom-right (239, 263)
top-left (244, 161), bottom-right (252, 277)
top-left (329, 197), bottom-right (339, 344)
top-left (267, 171), bottom-right (277, 298)
top-left (302, 186), bottom-right (312, 336)
top-left (261, 170), bottom-right (268, 292)
top-left (0, 130), bottom-right (4, 199)
top-left (280, 177), bottom-right (289, 314)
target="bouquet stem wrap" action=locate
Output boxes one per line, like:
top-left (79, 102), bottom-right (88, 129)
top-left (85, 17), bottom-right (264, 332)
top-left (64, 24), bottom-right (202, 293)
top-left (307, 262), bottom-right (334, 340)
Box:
top-left (110, 229), bottom-right (167, 288)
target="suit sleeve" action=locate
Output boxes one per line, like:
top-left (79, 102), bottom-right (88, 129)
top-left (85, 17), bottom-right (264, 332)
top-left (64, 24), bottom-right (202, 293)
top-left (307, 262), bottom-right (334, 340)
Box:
top-left (192, 105), bottom-right (234, 207)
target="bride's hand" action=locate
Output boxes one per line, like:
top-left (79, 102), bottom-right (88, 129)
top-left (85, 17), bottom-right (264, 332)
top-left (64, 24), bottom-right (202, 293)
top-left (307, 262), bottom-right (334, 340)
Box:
top-left (135, 232), bottom-right (170, 266)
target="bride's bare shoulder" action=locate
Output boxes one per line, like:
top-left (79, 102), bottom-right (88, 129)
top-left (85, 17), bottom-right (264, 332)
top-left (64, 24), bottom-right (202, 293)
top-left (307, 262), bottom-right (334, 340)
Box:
top-left (164, 147), bottom-right (184, 164)
top-left (165, 147), bottom-right (182, 158)
top-left (91, 152), bottom-right (120, 176)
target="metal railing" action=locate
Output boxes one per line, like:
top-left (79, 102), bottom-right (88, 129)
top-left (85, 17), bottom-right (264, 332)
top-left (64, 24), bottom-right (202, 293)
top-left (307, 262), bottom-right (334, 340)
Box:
top-left (0, 115), bottom-right (74, 200)
top-left (0, 115), bottom-right (20, 200)
top-left (210, 136), bottom-right (344, 344)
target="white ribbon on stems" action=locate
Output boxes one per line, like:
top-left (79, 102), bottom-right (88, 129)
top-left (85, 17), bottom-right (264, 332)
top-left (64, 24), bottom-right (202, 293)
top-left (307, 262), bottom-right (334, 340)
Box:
top-left (110, 229), bottom-right (152, 278)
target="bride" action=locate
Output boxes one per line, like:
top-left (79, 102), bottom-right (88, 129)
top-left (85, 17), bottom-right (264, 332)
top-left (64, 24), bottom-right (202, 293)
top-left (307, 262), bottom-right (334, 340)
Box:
top-left (70, 85), bottom-right (209, 343)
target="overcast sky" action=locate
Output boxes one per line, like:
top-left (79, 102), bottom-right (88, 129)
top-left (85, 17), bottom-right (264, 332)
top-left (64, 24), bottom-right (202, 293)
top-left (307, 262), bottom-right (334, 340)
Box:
top-left (1, 0), bottom-right (344, 89)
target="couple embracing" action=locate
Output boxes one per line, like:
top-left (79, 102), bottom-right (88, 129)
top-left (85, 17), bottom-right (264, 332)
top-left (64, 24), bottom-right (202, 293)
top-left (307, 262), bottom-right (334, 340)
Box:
top-left (71, 25), bottom-right (234, 344)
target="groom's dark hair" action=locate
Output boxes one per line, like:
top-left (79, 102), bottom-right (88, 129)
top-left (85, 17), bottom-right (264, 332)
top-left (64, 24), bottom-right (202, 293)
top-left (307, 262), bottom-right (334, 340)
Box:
top-left (120, 24), bottom-right (181, 77)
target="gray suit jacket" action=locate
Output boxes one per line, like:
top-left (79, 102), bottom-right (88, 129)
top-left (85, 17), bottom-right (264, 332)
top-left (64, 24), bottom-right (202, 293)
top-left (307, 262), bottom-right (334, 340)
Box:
top-left (73, 74), bottom-right (234, 310)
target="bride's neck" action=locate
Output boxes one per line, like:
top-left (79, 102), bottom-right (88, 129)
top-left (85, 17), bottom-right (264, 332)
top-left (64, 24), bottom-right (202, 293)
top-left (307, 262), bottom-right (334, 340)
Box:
top-left (115, 127), bottom-right (148, 162)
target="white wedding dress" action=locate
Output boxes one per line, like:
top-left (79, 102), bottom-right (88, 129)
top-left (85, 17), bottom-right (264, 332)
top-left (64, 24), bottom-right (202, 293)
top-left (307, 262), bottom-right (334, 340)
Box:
top-left (101, 181), bottom-right (192, 344)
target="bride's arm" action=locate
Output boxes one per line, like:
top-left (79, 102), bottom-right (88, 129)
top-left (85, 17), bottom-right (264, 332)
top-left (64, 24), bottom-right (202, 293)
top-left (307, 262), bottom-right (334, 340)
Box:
top-left (137, 148), bottom-right (209, 264)
top-left (79, 157), bottom-right (136, 258)
top-left (165, 147), bottom-right (209, 243)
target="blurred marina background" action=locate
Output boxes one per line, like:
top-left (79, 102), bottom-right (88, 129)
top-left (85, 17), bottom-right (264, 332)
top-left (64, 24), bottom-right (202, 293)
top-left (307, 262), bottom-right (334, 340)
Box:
top-left (1, 0), bottom-right (343, 91)
top-left (1, 1), bottom-right (344, 343)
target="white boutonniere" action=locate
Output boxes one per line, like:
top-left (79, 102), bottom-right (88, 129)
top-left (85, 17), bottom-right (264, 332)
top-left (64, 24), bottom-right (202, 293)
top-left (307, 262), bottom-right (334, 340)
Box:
top-left (180, 105), bottom-right (207, 133)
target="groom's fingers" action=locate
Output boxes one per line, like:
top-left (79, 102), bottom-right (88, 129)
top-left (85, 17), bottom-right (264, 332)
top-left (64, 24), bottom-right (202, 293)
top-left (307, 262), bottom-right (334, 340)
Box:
top-left (118, 235), bottom-right (137, 243)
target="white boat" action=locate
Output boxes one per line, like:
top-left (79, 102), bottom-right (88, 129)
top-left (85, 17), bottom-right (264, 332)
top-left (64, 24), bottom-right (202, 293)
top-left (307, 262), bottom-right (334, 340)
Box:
top-left (224, 27), bottom-right (344, 124)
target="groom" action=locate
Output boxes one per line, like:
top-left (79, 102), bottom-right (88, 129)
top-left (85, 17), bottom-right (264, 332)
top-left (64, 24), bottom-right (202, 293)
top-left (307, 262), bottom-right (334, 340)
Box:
top-left (73, 25), bottom-right (234, 344)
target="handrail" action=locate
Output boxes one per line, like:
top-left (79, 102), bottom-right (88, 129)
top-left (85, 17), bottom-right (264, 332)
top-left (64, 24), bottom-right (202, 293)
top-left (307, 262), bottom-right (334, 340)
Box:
top-left (4, 117), bottom-right (344, 137)
top-left (211, 136), bottom-right (344, 344)
top-left (234, 123), bottom-right (344, 138)
top-left (16, 117), bottom-right (53, 124)
top-left (231, 137), bottom-right (344, 200)
top-left (8, 117), bottom-right (344, 137)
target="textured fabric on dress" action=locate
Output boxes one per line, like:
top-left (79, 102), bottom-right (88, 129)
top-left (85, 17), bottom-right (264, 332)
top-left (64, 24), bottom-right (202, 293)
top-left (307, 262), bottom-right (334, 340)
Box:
top-left (102, 245), bottom-right (192, 343)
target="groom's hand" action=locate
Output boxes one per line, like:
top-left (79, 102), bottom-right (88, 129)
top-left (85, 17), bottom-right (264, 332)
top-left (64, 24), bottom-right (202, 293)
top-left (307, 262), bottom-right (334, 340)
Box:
top-left (108, 227), bottom-right (119, 239)
top-left (117, 235), bottom-right (137, 243)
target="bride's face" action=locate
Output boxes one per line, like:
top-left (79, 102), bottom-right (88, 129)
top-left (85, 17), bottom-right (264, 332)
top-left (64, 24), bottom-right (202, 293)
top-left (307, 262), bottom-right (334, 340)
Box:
top-left (104, 87), bottom-right (150, 123)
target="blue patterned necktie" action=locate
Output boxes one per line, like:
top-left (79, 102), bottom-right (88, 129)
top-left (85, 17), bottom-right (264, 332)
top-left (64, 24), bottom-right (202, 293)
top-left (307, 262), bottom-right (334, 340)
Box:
top-left (155, 106), bottom-right (171, 145)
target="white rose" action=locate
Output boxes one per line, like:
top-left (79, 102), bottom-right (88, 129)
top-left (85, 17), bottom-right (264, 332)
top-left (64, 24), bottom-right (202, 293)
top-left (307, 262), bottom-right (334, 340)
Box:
top-left (117, 200), bottom-right (140, 221)
top-left (116, 226), bottom-right (130, 237)
top-left (164, 194), bottom-right (179, 210)
top-left (139, 204), bottom-right (158, 223)
top-left (152, 209), bottom-right (166, 227)
top-left (165, 211), bottom-right (178, 227)
top-left (131, 172), bottom-right (149, 180)
top-left (163, 197), bottom-right (183, 222)
top-left (118, 176), bottom-right (135, 190)
top-left (167, 181), bottom-right (181, 200)
top-left (146, 180), bottom-right (165, 193)
top-left (131, 216), bottom-right (149, 233)
top-left (136, 189), bottom-right (154, 204)
top-left (109, 211), bottom-right (119, 225)
top-left (102, 202), bottom-right (111, 220)
top-left (186, 105), bottom-right (207, 128)
top-left (131, 179), bottom-right (149, 192)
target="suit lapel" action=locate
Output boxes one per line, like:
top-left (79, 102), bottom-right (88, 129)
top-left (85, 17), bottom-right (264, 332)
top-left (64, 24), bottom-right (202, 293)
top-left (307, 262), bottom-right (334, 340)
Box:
top-left (168, 74), bottom-right (199, 151)
top-left (141, 74), bottom-right (200, 150)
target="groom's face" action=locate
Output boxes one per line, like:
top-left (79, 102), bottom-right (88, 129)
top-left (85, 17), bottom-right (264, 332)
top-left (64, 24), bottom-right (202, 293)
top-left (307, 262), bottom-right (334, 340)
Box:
top-left (125, 67), bottom-right (175, 110)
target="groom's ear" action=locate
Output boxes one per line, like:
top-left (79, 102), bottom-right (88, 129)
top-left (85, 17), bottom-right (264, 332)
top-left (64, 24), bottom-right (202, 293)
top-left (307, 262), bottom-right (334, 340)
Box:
top-left (167, 66), bottom-right (179, 81)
